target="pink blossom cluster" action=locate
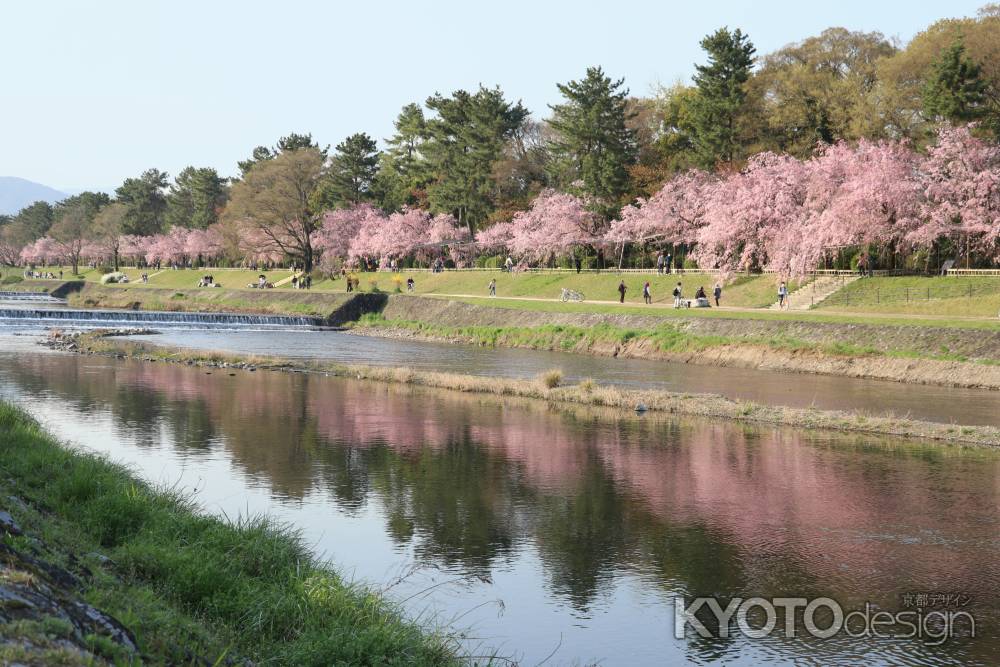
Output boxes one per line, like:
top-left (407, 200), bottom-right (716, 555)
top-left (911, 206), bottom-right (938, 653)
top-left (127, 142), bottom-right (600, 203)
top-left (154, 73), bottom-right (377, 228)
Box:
top-left (476, 189), bottom-right (603, 263)
top-left (18, 225), bottom-right (227, 267)
top-left (311, 206), bottom-right (470, 270)
top-left (606, 125), bottom-right (1000, 275)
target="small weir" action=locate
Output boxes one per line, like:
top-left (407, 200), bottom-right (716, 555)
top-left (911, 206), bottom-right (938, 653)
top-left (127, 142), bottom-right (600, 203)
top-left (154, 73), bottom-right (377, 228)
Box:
top-left (0, 291), bottom-right (65, 302)
top-left (0, 307), bottom-right (324, 329)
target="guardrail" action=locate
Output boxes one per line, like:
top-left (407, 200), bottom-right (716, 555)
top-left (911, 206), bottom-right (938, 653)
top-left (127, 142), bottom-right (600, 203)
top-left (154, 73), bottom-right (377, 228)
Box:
top-left (821, 282), bottom-right (1000, 307)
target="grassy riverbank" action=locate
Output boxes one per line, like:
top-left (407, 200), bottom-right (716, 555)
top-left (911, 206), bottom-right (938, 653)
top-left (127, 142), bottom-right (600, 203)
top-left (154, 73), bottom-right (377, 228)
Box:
top-left (53, 332), bottom-right (1000, 447)
top-left (0, 402), bottom-right (469, 665)
top-left (43, 284), bottom-right (1000, 388)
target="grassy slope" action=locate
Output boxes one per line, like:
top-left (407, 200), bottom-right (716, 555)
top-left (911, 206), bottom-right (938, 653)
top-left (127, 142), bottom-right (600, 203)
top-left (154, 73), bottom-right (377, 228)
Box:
top-left (817, 275), bottom-right (1000, 317)
top-left (23, 266), bottom-right (801, 308)
top-left (20, 264), bottom-right (1000, 323)
top-left (0, 403), bottom-right (464, 666)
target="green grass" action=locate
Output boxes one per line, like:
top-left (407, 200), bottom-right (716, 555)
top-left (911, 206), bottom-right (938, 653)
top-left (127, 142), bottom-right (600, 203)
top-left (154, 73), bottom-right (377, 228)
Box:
top-left (0, 402), bottom-right (466, 666)
top-left (818, 275), bottom-right (1000, 317)
top-left (424, 294), bottom-right (1000, 331)
top-left (23, 265), bottom-right (801, 307)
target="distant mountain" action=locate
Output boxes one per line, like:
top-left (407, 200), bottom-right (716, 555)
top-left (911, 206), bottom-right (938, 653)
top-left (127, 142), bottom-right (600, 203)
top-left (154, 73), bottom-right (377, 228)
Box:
top-left (0, 177), bottom-right (68, 215)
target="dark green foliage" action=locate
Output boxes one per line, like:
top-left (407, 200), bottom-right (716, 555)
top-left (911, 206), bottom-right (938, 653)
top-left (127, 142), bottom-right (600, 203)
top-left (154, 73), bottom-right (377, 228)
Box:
top-left (423, 86), bottom-right (529, 233)
top-left (690, 27), bottom-right (756, 167)
top-left (922, 40), bottom-right (988, 124)
top-left (165, 166), bottom-right (228, 229)
top-left (547, 67), bottom-right (638, 219)
top-left (115, 169), bottom-right (169, 236)
top-left (314, 133), bottom-right (381, 208)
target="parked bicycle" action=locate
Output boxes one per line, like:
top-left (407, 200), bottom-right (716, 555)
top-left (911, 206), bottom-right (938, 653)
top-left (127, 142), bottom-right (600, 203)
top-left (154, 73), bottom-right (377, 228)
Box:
top-left (560, 288), bottom-right (584, 302)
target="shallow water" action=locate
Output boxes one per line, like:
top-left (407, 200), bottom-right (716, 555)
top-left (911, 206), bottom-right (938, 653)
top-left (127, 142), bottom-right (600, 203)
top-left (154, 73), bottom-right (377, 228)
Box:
top-left (1, 342), bottom-right (998, 666)
top-left (134, 328), bottom-right (1000, 427)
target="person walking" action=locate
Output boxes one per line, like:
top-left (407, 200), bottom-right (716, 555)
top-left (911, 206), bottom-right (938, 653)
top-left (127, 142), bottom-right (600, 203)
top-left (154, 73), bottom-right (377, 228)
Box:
top-left (713, 282), bottom-right (722, 307)
top-left (488, 278), bottom-right (496, 297)
top-left (643, 281), bottom-right (651, 304)
top-left (617, 280), bottom-right (627, 303)
top-left (574, 255), bottom-right (582, 273)
top-left (656, 253), bottom-right (664, 275)
top-left (778, 281), bottom-right (789, 309)
top-left (665, 252), bottom-right (673, 275)
top-left (505, 256), bottom-right (514, 273)
top-left (672, 281), bottom-right (683, 308)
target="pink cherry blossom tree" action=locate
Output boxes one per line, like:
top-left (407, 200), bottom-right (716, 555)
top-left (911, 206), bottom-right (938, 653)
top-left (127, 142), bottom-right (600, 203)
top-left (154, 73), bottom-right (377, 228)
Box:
top-left (476, 189), bottom-right (601, 265)
top-left (916, 124), bottom-right (1000, 263)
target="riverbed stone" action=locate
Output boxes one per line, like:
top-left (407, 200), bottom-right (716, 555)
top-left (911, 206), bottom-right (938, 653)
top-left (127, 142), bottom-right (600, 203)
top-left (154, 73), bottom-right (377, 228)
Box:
top-left (0, 510), bottom-right (23, 536)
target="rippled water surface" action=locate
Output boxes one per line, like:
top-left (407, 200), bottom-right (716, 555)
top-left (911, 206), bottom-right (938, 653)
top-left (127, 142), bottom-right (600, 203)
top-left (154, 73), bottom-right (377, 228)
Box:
top-left (1, 335), bottom-right (998, 666)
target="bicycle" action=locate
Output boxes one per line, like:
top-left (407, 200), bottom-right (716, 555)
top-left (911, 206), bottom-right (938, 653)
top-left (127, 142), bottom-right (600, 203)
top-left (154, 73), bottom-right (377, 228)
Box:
top-left (560, 288), bottom-right (584, 302)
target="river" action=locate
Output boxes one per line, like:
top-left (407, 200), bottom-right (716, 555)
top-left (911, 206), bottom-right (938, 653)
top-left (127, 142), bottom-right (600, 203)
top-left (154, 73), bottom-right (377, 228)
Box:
top-left (1, 324), bottom-right (999, 665)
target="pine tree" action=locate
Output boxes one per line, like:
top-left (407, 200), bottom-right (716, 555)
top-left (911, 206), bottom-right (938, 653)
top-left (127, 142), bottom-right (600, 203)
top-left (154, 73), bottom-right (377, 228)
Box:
top-left (423, 86), bottom-right (528, 234)
top-left (547, 67), bottom-right (638, 220)
top-left (922, 40), bottom-right (988, 124)
top-left (690, 27), bottom-right (756, 168)
top-left (314, 133), bottom-right (380, 208)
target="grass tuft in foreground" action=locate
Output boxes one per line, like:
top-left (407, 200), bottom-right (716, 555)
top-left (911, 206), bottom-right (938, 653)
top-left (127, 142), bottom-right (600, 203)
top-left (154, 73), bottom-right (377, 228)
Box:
top-left (0, 402), bottom-right (471, 666)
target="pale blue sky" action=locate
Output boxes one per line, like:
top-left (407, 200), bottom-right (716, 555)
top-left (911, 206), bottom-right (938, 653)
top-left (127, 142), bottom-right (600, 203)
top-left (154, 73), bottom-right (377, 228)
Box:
top-left (1, 0), bottom-right (988, 191)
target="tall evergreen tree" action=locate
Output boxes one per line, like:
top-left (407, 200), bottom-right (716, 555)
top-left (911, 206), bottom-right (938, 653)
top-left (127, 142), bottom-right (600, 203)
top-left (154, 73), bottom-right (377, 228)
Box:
top-left (165, 167), bottom-right (228, 229)
top-left (375, 104), bottom-right (430, 210)
top-left (922, 40), bottom-right (988, 124)
top-left (690, 27), bottom-right (756, 168)
top-left (115, 169), bottom-right (169, 236)
top-left (423, 86), bottom-right (528, 234)
top-left (314, 133), bottom-right (380, 208)
top-left (547, 67), bottom-right (638, 219)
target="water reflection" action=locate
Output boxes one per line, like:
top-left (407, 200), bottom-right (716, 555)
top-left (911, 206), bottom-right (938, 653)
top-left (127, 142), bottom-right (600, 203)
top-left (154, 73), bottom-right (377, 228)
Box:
top-left (2, 350), bottom-right (999, 666)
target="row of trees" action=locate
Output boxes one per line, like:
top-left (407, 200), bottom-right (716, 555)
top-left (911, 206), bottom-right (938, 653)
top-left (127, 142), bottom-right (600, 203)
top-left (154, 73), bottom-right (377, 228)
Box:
top-left (3, 9), bottom-right (1000, 274)
top-left (13, 125), bottom-right (999, 278)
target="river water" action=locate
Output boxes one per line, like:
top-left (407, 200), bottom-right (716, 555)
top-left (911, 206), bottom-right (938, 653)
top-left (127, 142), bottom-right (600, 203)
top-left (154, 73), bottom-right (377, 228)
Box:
top-left (1, 327), bottom-right (999, 666)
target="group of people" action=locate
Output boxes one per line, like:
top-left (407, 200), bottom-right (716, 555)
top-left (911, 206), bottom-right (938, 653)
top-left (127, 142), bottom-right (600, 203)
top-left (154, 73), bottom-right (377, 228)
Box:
top-left (197, 274), bottom-right (218, 287)
top-left (655, 252), bottom-right (675, 275)
top-left (24, 270), bottom-right (62, 280)
top-left (247, 274), bottom-right (275, 289)
top-left (616, 280), bottom-right (723, 308)
top-left (290, 274), bottom-right (313, 290)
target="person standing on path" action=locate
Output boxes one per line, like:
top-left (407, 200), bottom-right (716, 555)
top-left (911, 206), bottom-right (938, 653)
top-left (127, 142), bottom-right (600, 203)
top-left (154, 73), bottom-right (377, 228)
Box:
top-left (643, 281), bottom-right (651, 304)
top-left (713, 283), bottom-right (722, 307)
top-left (488, 279), bottom-right (496, 297)
top-left (665, 253), bottom-right (672, 275)
top-left (618, 281), bottom-right (627, 303)
top-left (656, 253), bottom-right (664, 274)
top-left (672, 282), bottom-right (683, 308)
top-left (778, 281), bottom-right (789, 309)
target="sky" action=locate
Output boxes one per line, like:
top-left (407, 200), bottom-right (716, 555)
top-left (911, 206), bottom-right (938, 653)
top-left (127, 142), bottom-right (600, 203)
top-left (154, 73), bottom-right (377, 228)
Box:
top-left (0, 0), bottom-right (989, 192)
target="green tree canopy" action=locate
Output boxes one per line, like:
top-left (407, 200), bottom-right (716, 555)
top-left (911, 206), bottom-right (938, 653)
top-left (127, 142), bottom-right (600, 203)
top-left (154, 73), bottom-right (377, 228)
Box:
top-left (547, 66), bottom-right (638, 219)
top-left (115, 169), bottom-right (169, 236)
top-left (223, 148), bottom-right (325, 272)
top-left (690, 27), bottom-right (757, 167)
top-left (314, 133), bottom-right (380, 209)
top-left (923, 39), bottom-right (988, 124)
top-left (423, 86), bottom-right (529, 234)
top-left (165, 167), bottom-right (228, 229)
top-left (238, 132), bottom-right (325, 177)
